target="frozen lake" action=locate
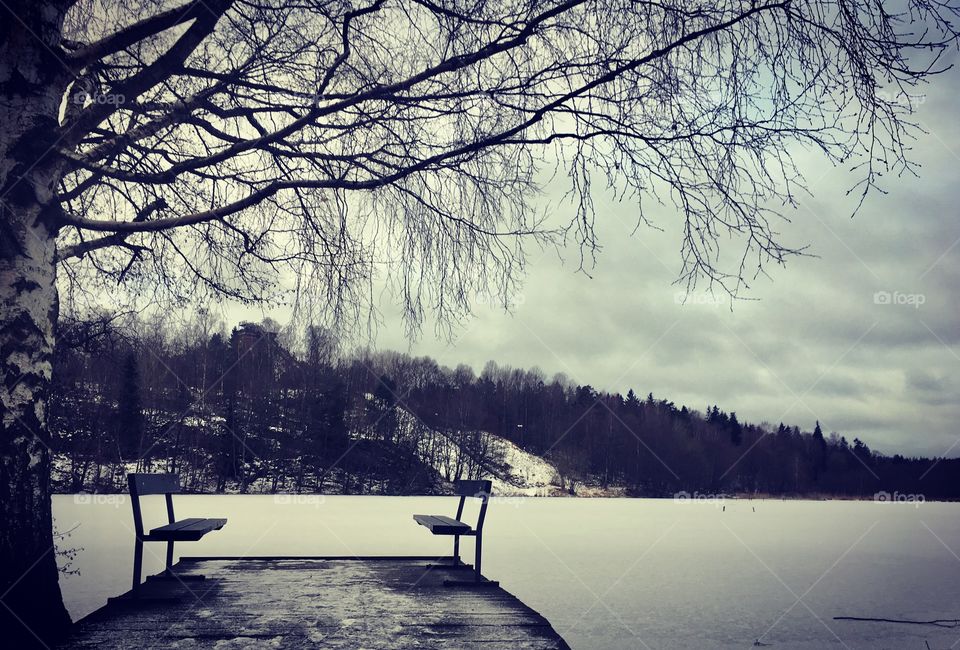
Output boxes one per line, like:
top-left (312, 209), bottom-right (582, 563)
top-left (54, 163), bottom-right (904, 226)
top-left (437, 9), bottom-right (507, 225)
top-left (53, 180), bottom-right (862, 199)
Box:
top-left (53, 495), bottom-right (960, 649)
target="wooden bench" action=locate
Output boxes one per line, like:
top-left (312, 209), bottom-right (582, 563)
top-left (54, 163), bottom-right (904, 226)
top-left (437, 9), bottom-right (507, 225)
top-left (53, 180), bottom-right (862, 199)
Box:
top-left (414, 479), bottom-right (493, 584)
top-left (128, 473), bottom-right (227, 589)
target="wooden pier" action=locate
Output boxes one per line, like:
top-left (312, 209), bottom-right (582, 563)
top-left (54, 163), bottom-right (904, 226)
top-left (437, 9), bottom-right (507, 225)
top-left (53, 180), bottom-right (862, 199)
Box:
top-left (59, 556), bottom-right (570, 649)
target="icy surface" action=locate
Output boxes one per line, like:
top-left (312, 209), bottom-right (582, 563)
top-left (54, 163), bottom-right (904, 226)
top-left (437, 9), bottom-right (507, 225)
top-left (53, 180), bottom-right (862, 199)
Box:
top-left (54, 496), bottom-right (960, 649)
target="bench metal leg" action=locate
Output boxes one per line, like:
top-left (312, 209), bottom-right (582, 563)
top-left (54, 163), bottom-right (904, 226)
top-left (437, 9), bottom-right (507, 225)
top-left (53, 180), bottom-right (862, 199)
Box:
top-left (453, 535), bottom-right (460, 564)
top-left (132, 538), bottom-right (143, 590)
top-left (165, 541), bottom-right (174, 573)
top-left (475, 533), bottom-right (482, 582)
top-left (443, 535), bottom-right (497, 587)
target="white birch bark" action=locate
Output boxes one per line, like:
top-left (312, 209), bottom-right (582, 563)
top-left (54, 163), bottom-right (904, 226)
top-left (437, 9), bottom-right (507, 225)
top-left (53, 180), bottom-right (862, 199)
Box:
top-left (1, 1), bottom-right (73, 644)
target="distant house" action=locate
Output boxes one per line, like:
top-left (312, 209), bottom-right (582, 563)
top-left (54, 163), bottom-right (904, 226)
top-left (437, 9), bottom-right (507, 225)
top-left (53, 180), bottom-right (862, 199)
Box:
top-left (229, 322), bottom-right (295, 388)
top-left (233, 321), bottom-right (278, 356)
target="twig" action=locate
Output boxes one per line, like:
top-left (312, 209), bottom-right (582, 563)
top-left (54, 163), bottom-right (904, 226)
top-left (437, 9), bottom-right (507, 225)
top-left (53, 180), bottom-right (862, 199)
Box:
top-left (834, 616), bottom-right (959, 628)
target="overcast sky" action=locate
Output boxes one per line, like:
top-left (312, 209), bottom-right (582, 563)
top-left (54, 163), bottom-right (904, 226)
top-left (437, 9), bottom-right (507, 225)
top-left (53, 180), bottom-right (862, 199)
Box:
top-left (229, 68), bottom-right (960, 460)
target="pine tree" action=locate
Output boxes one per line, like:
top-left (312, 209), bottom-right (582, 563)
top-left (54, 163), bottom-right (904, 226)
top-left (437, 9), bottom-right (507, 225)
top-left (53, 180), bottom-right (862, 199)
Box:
top-left (812, 420), bottom-right (828, 477)
top-left (708, 405), bottom-right (721, 423)
top-left (729, 411), bottom-right (743, 446)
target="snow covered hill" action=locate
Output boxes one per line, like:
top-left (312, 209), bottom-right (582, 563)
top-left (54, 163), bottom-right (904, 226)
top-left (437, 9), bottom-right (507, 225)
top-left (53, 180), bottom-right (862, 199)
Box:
top-left (390, 405), bottom-right (565, 496)
top-left (483, 434), bottom-right (563, 496)
top-left (53, 396), bottom-right (619, 497)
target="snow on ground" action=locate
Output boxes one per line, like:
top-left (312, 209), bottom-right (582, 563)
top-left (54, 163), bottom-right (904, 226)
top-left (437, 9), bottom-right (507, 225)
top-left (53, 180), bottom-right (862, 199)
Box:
top-left (391, 405), bottom-right (564, 495)
top-left (484, 434), bottom-right (564, 496)
top-left (393, 406), bottom-right (627, 497)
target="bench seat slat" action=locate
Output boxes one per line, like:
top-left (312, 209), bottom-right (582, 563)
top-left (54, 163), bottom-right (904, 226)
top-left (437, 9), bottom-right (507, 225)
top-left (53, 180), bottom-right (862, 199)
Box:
top-left (148, 517), bottom-right (227, 541)
top-left (413, 513), bottom-right (473, 536)
top-left (152, 517), bottom-right (205, 532)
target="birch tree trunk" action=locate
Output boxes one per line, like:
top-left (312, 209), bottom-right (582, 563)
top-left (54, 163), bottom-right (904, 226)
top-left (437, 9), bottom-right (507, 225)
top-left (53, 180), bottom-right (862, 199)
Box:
top-left (1, 1), bottom-right (73, 646)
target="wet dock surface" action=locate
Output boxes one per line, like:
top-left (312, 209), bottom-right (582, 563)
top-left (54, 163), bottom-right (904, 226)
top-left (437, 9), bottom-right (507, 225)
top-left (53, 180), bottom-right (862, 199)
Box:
top-left (59, 556), bottom-right (570, 649)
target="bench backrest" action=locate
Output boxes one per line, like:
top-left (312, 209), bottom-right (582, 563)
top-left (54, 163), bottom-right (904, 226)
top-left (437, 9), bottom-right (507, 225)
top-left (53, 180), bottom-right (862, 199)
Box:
top-left (453, 479), bottom-right (492, 533)
top-left (128, 473), bottom-right (180, 538)
top-left (454, 480), bottom-right (492, 497)
top-left (129, 473), bottom-right (181, 495)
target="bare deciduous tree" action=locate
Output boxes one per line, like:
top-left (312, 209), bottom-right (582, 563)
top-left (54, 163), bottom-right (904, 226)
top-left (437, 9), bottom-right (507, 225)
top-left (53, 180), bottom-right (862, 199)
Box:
top-left (1, 0), bottom-right (957, 644)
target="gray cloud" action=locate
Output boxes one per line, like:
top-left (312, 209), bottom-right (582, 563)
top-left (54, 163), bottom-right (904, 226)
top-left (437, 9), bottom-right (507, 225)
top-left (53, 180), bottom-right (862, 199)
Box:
top-left (228, 70), bottom-right (960, 461)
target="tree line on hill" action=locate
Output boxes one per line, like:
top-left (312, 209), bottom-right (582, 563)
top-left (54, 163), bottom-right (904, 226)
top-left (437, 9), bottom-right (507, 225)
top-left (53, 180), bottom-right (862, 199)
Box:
top-left (51, 313), bottom-right (960, 499)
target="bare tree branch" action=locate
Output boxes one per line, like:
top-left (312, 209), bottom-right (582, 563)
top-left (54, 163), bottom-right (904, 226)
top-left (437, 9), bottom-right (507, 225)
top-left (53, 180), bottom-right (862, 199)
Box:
top-left (65, 0), bottom-right (211, 68)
